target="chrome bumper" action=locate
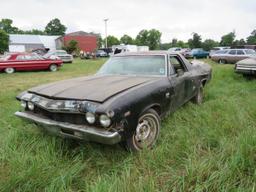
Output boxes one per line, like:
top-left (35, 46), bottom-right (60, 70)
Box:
top-left (15, 111), bottom-right (121, 145)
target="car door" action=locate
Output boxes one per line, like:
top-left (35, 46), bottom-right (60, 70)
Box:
top-left (168, 55), bottom-right (195, 110)
top-left (227, 50), bottom-right (237, 63)
top-left (236, 50), bottom-right (247, 62)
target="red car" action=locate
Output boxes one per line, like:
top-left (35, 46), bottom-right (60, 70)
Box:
top-left (0, 53), bottom-right (63, 74)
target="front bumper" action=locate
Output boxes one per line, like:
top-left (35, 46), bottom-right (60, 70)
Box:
top-left (15, 111), bottom-right (121, 145)
top-left (235, 67), bottom-right (256, 75)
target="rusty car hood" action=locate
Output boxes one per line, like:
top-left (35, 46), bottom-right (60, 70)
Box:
top-left (28, 75), bottom-right (157, 102)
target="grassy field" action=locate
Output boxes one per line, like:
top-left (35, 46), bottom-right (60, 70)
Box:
top-left (0, 58), bottom-right (255, 192)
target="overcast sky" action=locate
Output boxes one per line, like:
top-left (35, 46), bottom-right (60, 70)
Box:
top-left (0, 0), bottom-right (255, 42)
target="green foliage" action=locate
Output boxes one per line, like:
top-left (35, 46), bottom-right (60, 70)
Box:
top-left (0, 29), bottom-right (9, 53)
top-left (22, 29), bottom-right (45, 35)
top-left (63, 40), bottom-right (79, 54)
top-left (105, 35), bottom-right (120, 47)
top-left (220, 32), bottom-right (236, 46)
top-left (120, 34), bottom-right (134, 45)
top-left (97, 35), bottom-right (103, 48)
top-left (160, 39), bottom-right (188, 50)
top-left (246, 29), bottom-right (256, 45)
top-left (202, 39), bottom-right (219, 51)
top-left (136, 29), bottom-right (161, 50)
top-left (0, 59), bottom-right (256, 191)
top-left (45, 18), bottom-right (66, 36)
top-left (188, 33), bottom-right (202, 48)
top-left (0, 18), bottom-right (20, 34)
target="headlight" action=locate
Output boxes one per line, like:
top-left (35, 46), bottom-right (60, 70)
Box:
top-left (27, 102), bottom-right (35, 111)
top-left (21, 100), bottom-right (27, 108)
top-left (86, 112), bottom-right (96, 124)
top-left (100, 114), bottom-right (111, 127)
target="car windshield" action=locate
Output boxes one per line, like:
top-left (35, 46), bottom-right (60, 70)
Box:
top-left (97, 55), bottom-right (166, 76)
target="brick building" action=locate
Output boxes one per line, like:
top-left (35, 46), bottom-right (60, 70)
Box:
top-left (56, 31), bottom-right (98, 52)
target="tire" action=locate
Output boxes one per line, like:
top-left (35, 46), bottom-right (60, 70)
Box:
top-left (218, 59), bottom-right (226, 64)
top-left (243, 74), bottom-right (253, 80)
top-left (126, 109), bottom-right (160, 152)
top-left (192, 85), bottom-right (204, 104)
top-left (5, 68), bottom-right (15, 74)
top-left (49, 64), bottom-right (58, 72)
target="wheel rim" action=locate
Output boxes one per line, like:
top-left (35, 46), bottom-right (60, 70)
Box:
top-left (50, 65), bottom-right (57, 72)
top-left (5, 68), bottom-right (14, 74)
top-left (133, 113), bottom-right (159, 149)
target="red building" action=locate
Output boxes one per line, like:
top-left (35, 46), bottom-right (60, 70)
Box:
top-left (56, 31), bottom-right (98, 52)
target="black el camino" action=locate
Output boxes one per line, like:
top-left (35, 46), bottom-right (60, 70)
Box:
top-left (15, 51), bottom-right (212, 151)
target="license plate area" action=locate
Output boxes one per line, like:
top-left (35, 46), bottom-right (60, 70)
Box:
top-left (60, 128), bottom-right (83, 138)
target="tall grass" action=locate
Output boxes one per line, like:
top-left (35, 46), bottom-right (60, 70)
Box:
top-left (0, 58), bottom-right (255, 191)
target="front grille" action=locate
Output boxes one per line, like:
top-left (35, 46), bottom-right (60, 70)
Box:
top-left (33, 106), bottom-right (87, 125)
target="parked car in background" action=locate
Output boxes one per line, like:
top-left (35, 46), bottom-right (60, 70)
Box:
top-left (98, 48), bottom-right (113, 56)
top-left (235, 57), bottom-right (256, 78)
top-left (44, 50), bottom-right (73, 63)
top-left (15, 51), bottom-right (212, 151)
top-left (32, 48), bottom-right (50, 56)
top-left (96, 50), bottom-right (108, 57)
top-left (168, 47), bottom-right (182, 52)
top-left (0, 53), bottom-right (63, 74)
top-left (209, 47), bottom-right (230, 57)
top-left (211, 49), bottom-right (256, 64)
top-left (186, 48), bottom-right (209, 59)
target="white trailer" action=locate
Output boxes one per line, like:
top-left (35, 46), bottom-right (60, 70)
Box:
top-left (112, 44), bottom-right (149, 55)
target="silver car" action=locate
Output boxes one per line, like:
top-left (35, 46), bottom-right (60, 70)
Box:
top-left (45, 50), bottom-right (73, 63)
top-left (235, 57), bottom-right (256, 77)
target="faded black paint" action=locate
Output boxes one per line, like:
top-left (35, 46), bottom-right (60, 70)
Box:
top-left (16, 52), bottom-right (212, 143)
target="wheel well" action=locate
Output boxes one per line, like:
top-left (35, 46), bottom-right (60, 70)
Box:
top-left (151, 105), bottom-right (161, 116)
top-left (201, 79), bottom-right (207, 87)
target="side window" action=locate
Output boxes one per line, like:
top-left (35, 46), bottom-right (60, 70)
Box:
top-left (229, 50), bottom-right (236, 55)
top-left (16, 55), bottom-right (25, 60)
top-left (24, 55), bottom-right (33, 60)
top-left (169, 56), bottom-right (187, 75)
top-left (237, 50), bottom-right (245, 55)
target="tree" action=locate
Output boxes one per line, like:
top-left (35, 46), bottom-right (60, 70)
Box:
top-left (120, 34), bottom-right (134, 45)
top-left (188, 33), bottom-right (202, 48)
top-left (202, 39), bottom-right (219, 51)
top-left (247, 29), bottom-right (256, 45)
top-left (45, 18), bottom-right (66, 35)
top-left (0, 18), bottom-right (20, 34)
top-left (63, 40), bottom-right (79, 54)
top-left (105, 35), bottom-right (120, 47)
top-left (97, 35), bottom-right (103, 48)
top-left (0, 30), bottom-right (9, 54)
top-left (136, 30), bottom-right (149, 46)
top-left (136, 29), bottom-right (161, 50)
top-left (220, 32), bottom-right (235, 46)
top-left (23, 29), bottom-right (45, 35)
top-left (171, 38), bottom-right (178, 47)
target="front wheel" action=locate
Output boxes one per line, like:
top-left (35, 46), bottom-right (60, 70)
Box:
top-left (49, 64), bottom-right (58, 72)
top-left (192, 85), bottom-right (204, 104)
top-left (5, 67), bottom-right (15, 74)
top-left (126, 109), bottom-right (160, 152)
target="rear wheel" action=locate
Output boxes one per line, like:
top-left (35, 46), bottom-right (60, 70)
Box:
top-left (126, 109), bottom-right (160, 152)
top-left (5, 68), bottom-right (15, 74)
top-left (218, 59), bottom-right (226, 64)
top-left (49, 64), bottom-right (58, 72)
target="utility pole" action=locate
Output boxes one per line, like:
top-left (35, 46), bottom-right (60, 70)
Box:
top-left (104, 18), bottom-right (109, 48)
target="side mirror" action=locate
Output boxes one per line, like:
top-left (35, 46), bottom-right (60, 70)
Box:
top-left (177, 69), bottom-right (184, 76)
